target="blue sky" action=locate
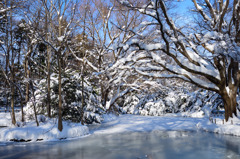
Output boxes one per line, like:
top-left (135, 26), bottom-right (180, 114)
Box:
top-left (175, 0), bottom-right (194, 14)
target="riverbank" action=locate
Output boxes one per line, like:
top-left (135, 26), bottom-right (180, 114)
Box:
top-left (90, 114), bottom-right (240, 137)
top-left (0, 112), bottom-right (89, 142)
top-left (1, 112), bottom-right (240, 142)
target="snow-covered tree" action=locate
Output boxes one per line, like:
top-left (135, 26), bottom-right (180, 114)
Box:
top-left (24, 0), bottom-right (79, 130)
top-left (118, 0), bottom-right (240, 121)
top-left (71, 0), bottom-right (146, 112)
top-left (0, 0), bottom-right (26, 125)
top-left (24, 69), bottom-right (104, 124)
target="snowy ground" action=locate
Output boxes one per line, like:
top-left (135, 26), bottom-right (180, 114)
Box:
top-left (0, 112), bottom-right (89, 142)
top-left (90, 114), bottom-right (204, 134)
top-left (1, 112), bottom-right (240, 143)
top-left (91, 114), bottom-right (240, 137)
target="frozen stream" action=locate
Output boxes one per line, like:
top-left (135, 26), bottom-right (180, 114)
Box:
top-left (0, 130), bottom-right (240, 159)
top-left (1, 115), bottom-right (240, 159)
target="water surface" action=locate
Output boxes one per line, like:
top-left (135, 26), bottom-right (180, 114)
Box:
top-left (0, 130), bottom-right (240, 159)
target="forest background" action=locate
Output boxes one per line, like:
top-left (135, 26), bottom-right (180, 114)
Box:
top-left (0, 0), bottom-right (240, 132)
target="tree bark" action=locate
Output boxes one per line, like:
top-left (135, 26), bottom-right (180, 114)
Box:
top-left (45, 0), bottom-right (51, 118)
top-left (30, 81), bottom-right (39, 127)
top-left (24, 57), bottom-right (30, 103)
top-left (10, 85), bottom-right (16, 125)
top-left (80, 72), bottom-right (84, 125)
top-left (57, 53), bottom-right (63, 131)
top-left (4, 0), bottom-right (9, 113)
top-left (20, 92), bottom-right (24, 122)
top-left (47, 50), bottom-right (51, 118)
top-left (57, 0), bottom-right (63, 131)
top-left (221, 88), bottom-right (238, 122)
top-left (10, 0), bottom-right (16, 126)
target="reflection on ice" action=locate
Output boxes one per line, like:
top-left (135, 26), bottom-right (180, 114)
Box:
top-left (0, 131), bottom-right (240, 159)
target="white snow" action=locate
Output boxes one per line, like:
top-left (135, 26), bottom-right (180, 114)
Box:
top-left (19, 23), bottom-right (25, 28)
top-left (1, 112), bottom-right (240, 143)
top-left (142, 43), bottom-right (164, 51)
top-left (92, 114), bottom-right (240, 137)
top-left (226, 86), bottom-right (230, 95)
top-left (57, 36), bottom-right (64, 42)
top-left (197, 115), bottom-right (240, 136)
top-left (0, 112), bottom-right (89, 142)
top-left (92, 114), bottom-right (202, 134)
top-left (119, 0), bottom-right (132, 7)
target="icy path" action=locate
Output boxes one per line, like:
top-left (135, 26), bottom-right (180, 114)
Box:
top-left (90, 115), bottom-right (204, 134)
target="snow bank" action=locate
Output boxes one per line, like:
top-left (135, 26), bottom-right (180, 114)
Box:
top-left (0, 113), bottom-right (89, 142)
top-left (0, 112), bottom-right (12, 127)
top-left (197, 116), bottom-right (240, 136)
top-left (2, 112), bottom-right (240, 143)
top-left (102, 113), bottom-right (118, 123)
top-left (94, 114), bottom-right (240, 138)
top-left (177, 110), bottom-right (205, 118)
top-left (93, 114), bottom-right (204, 134)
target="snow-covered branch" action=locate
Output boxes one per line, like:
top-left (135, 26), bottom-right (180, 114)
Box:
top-left (117, 0), bottom-right (240, 120)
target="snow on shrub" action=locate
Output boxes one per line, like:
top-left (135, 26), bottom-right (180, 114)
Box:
top-left (24, 69), bottom-right (104, 124)
top-left (121, 88), bottom-right (229, 117)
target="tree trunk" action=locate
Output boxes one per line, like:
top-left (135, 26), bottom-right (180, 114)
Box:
top-left (57, 54), bottom-right (63, 131)
top-left (102, 87), bottom-right (109, 107)
top-left (10, 0), bottom-right (16, 126)
top-left (47, 48), bottom-right (51, 118)
top-left (4, 0), bottom-right (9, 114)
top-left (10, 85), bottom-right (16, 125)
top-left (30, 81), bottom-right (39, 127)
top-left (6, 93), bottom-right (9, 113)
top-left (20, 94), bottom-right (24, 122)
top-left (16, 83), bottom-right (25, 123)
top-left (80, 73), bottom-right (84, 125)
top-left (25, 81), bottom-right (29, 103)
top-left (24, 54), bottom-right (30, 103)
top-left (57, 0), bottom-right (63, 132)
top-left (221, 88), bottom-right (238, 122)
top-left (45, 3), bottom-right (51, 118)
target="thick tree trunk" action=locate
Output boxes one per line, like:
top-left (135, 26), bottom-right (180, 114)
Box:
top-left (221, 89), bottom-right (238, 122)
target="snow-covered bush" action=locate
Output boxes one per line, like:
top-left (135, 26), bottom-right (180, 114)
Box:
top-left (24, 69), bottom-right (104, 124)
top-left (121, 95), bottom-right (139, 114)
top-left (121, 88), bottom-right (229, 117)
top-left (83, 93), bottom-right (105, 124)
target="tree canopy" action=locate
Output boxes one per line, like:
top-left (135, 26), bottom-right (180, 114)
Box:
top-left (0, 0), bottom-right (239, 129)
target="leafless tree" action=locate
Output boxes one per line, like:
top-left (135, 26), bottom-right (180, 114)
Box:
top-left (118, 0), bottom-right (240, 121)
